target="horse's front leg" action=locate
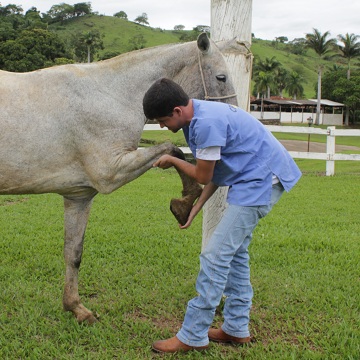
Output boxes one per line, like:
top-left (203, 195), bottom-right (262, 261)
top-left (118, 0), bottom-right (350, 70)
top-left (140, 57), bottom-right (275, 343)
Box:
top-left (168, 147), bottom-right (203, 225)
top-left (62, 194), bottom-right (98, 324)
top-left (102, 143), bottom-right (202, 225)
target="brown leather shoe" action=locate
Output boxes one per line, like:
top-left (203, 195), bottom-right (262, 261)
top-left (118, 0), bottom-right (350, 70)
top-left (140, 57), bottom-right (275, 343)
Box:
top-left (152, 336), bottom-right (208, 353)
top-left (208, 328), bottom-right (251, 345)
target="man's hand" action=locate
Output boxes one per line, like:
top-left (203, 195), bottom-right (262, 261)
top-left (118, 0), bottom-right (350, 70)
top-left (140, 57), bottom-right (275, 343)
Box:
top-left (179, 203), bottom-right (201, 229)
top-left (179, 182), bottom-right (219, 229)
top-left (153, 155), bottom-right (174, 169)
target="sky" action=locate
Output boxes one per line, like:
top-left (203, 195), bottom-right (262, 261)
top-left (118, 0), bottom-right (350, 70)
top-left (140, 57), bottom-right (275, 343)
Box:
top-left (11, 0), bottom-right (360, 41)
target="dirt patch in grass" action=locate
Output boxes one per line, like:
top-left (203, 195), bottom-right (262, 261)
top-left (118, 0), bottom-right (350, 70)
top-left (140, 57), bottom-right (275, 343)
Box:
top-left (0, 197), bottom-right (29, 206)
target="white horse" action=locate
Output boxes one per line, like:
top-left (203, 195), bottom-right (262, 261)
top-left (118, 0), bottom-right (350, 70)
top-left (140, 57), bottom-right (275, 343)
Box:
top-left (0, 33), bottom-right (238, 323)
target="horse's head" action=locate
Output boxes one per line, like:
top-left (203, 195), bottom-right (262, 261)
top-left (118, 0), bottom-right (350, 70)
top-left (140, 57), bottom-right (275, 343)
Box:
top-left (176, 33), bottom-right (238, 106)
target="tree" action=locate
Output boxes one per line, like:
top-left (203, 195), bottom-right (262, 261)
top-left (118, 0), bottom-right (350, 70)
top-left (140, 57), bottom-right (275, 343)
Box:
top-left (134, 13), bottom-right (149, 26)
top-left (275, 36), bottom-right (288, 43)
top-left (23, 7), bottom-right (47, 30)
top-left (321, 69), bottom-right (346, 102)
top-left (0, 3), bottom-right (23, 16)
top-left (253, 56), bottom-right (281, 98)
top-left (128, 33), bottom-right (146, 50)
top-left (275, 67), bottom-right (288, 97)
top-left (337, 33), bottom-right (360, 125)
top-left (72, 29), bottom-right (104, 63)
top-left (322, 68), bottom-right (360, 124)
top-left (253, 71), bottom-right (274, 119)
top-left (305, 28), bottom-right (337, 124)
top-left (114, 11), bottom-right (127, 20)
top-left (47, 3), bottom-right (74, 24)
top-left (287, 37), bottom-right (307, 56)
top-left (193, 25), bottom-right (210, 33)
top-left (0, 4), bottom-right (25, 33)
top-left (174, 24), bottom-right (185, 31)
top-left (333, 74), bottom-right (360, 123)
top-left (0, 28), bottom-right (70, 71)
top-left (285, 71), bottom-right (305, 99)
top-left (73, 2), bottom-right (92, 17)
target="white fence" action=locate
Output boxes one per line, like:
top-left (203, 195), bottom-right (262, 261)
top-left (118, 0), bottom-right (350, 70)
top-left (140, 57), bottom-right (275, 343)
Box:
top-left (143, 124), bottom-right (360, 176)
top-left (250, 111), bottom-right (343, 126)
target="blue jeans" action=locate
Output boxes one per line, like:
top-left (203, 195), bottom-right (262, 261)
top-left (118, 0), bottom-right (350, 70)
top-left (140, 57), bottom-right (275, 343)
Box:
top-left (176, 183), bottom-right (285, 347)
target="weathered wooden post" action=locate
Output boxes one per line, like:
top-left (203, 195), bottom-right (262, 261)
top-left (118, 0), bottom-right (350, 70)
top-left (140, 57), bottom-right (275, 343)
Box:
top-left (202, 0), bottom-right (253, 249)
top-left (326, 126), bottom-right (336, 176)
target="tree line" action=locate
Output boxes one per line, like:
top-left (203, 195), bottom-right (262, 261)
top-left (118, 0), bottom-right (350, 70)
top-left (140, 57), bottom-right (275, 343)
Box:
top-left (0, 3), bottom-right (105, 69)
top-left (253, 29), bottom-right (360, 125)
top-left (0, 2), bottom-right (164, 69)
top-left (0, 2), bottom-right (206, 68)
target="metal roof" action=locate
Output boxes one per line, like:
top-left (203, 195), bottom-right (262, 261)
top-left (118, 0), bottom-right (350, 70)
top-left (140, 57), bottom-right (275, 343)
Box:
top-left (251, 98), bottom-right (344, 107)
top-left (309, 99), bottom-right (344, 107)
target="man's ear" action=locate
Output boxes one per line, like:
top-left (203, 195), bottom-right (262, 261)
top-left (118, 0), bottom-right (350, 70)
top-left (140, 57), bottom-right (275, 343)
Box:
top-left (173, 107), bottom-right (182, 116)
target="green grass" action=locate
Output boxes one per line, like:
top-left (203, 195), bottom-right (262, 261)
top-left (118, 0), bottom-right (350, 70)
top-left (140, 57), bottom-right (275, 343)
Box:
top-left (1, 157), bottom-right (359, 359)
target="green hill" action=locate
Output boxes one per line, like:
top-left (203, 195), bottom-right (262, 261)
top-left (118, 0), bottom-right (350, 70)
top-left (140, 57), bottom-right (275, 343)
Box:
top-left (51, 14), bottom-right (182, 55)
top-left (51, 14), bottom-right (343, 99)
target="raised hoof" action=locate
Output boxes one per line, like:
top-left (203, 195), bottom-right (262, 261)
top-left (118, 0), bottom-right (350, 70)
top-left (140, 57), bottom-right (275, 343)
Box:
top-left (170, 196), bottom-right (192, 225)
top-left (170, 184), bottom-right (202, 225)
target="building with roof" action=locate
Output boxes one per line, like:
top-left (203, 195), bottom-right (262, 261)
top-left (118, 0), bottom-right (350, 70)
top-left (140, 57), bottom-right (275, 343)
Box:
top-left (250, 98), bottom-right (344, 125)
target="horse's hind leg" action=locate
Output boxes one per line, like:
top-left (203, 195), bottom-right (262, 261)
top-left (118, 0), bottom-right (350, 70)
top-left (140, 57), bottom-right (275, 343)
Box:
top-left (62, 194), bottom-right (97, 324)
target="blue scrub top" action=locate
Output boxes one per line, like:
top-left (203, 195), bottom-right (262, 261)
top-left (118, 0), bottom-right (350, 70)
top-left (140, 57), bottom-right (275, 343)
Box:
top-left (182, 99), bottom-right (302, 206)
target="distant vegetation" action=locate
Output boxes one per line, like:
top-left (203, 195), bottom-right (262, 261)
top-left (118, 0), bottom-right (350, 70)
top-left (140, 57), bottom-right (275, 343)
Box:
top-left (1, 2), bottom-right (359, 123)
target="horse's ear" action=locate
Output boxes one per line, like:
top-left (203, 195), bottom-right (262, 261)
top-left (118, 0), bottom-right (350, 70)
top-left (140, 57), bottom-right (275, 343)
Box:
top-left (197, 33), bottom-right (211, 54)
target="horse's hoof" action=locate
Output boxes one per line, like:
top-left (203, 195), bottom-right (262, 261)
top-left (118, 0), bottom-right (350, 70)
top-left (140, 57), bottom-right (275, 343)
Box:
top-left (69, 303), bottom-right (100, 324)
top-left (76, 312), bottom-right (99, 324)
top-left (170, 198), bottom-right (191, 225)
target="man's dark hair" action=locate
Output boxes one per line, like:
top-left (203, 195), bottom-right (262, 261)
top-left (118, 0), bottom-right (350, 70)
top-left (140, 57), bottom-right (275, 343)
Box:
top-left (143, 78), bottom-right (189, 120)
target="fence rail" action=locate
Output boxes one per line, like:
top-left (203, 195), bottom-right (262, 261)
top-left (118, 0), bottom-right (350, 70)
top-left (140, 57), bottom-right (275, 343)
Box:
top-left (143, 125), bottom-right (360, 176)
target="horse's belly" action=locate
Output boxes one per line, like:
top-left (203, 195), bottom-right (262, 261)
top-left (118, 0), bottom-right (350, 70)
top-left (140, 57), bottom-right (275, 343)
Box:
top-left (0, 158), bottom-right (92, 195)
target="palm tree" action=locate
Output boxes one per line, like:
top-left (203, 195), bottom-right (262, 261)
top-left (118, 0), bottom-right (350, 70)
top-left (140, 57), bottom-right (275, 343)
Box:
top-left (254, 71), bottom-right (273, 119)
top-left (275, 67), bottom-right (288, 97)
top-left (253, 56), bottom-right (281, 98)
top-left (285, 71), bottom-right (304, 100)
top-left (337, 33), bottom-right (360, 125)
top-left (305, 29), bottom-right (337, 124)
top-left (80, 30), bottom-right (104, 63)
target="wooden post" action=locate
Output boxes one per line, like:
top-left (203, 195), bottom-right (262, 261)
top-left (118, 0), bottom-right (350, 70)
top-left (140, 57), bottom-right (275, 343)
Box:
top-left (202, 0), bottom-right (253, 249)
top-left (326, 126), bottom-right (335, 176)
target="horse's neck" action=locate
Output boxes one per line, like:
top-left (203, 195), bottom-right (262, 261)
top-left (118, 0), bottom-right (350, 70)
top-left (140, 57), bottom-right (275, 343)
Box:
top-left (99, 42), bottom-right (196, 86)
top-left (83, 41), bottom-right (198, 114)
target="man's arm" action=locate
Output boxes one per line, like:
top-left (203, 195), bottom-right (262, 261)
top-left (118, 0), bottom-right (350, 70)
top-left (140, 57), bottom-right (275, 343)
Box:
top-left (153, 155), bottom-right (215, 185)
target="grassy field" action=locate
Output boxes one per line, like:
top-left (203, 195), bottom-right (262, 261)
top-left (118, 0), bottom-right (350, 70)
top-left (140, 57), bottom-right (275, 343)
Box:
top-left (1, 149), bottom-right (359, 359)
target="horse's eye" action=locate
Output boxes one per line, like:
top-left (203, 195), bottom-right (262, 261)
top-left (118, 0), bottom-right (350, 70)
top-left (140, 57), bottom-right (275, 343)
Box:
top-left (216, 74), bottom-right (226, 82)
